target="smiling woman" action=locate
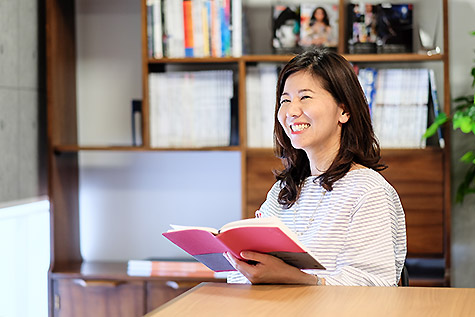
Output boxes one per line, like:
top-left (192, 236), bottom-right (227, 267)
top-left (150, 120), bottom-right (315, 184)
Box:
top-left (226, 49), bottom-right (407, 286)
top-left (277, 70), bottom-right (349, 173)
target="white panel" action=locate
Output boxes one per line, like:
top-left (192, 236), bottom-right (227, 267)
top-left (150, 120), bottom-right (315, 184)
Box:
top-left (0, 200), bottom-right (50, 317)
top-left (79, 151), bottom-right (242, 261)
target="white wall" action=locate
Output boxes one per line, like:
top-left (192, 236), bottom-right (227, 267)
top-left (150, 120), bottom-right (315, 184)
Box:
top-left (0, 199), bottom-right (50, 317)
top-left (448, 0), bottom-right (475, 287)
top-left (76, 0), bottom-right (242, 262)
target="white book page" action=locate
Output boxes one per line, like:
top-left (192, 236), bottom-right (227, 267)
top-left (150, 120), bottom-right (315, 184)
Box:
top-left (168, 224), bottom-right (219, 235)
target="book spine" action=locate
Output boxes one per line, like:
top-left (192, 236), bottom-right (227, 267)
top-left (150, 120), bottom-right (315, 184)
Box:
top-left (429, 69), bottom-right (445, 148)
top-left (152, 0), bottom-right (163, 58)
top-left (183, 0), bottom-right (194, 57)
top-left (146, 0), bottom-right (154, 58)
top-left (231, 0), bottom-right (242, 57)
top-left (203, 1), bottom-right (212, 56)
top-left (192, 0), bottom-right (204, 57)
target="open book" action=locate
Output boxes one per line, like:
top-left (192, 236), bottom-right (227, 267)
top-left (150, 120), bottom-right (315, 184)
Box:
top-left (162, 216), bottom-right (325, 272)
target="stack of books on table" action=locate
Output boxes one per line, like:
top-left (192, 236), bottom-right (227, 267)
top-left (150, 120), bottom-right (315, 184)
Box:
top-left (127, 258), bottom-right (228, 279)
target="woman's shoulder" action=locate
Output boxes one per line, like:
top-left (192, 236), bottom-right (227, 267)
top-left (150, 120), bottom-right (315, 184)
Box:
top-left (337, 167), bottom-right (394, 193)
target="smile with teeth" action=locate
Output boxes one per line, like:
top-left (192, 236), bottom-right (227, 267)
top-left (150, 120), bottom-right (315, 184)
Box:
top-left (290, 123), bottom-right (310, 133)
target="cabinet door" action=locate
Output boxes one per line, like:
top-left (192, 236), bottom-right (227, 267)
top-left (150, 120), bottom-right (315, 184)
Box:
top-left (146, 280), bottom-right (201, 312)
top-left (53, 278), bottom-right (145, 317)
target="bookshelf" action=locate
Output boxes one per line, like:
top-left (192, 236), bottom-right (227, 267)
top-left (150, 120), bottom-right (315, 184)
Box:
top-left (46, 0), bottom-right (451, 315)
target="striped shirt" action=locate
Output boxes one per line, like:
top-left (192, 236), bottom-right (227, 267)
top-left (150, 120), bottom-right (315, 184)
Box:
top-left (227, 168), bottom-right (407, 286)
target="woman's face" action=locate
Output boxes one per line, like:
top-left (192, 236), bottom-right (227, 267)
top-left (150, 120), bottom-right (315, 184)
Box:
top-left (278, 70), bottom-right (349, 155)
top-left (314, 9), bottom-right (325, 22)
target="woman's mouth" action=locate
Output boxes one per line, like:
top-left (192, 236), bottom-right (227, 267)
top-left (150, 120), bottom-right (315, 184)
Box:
top-left (290, 123), bottom-right (310, 133)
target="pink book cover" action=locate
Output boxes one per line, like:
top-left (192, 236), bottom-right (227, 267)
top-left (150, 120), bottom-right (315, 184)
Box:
top-left (163, 218), bottom-right (325, 272)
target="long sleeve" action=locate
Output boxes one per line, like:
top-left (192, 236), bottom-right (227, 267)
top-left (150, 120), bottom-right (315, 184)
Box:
top-left (319, 185), bottom-right (406, 286)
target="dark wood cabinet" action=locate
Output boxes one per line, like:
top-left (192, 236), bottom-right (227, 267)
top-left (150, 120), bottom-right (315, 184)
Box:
top-left (53, 279), bottom-right (145, 317)
top-left (50, 262), bottom-right (224, 315)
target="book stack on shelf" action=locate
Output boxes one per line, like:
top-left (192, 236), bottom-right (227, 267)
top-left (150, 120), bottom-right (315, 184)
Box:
top-left (146, 0), bottom-right (242, 58)
top-left (357, 67), bottom-right (444, 149)
top-left (148, 70), bottom-right (235, 148)
top-left (246, 64), bottom-right (279, 148)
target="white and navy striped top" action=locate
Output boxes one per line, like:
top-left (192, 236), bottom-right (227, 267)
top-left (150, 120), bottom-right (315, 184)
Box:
top-left (227, 168), bottom-right (407, 286)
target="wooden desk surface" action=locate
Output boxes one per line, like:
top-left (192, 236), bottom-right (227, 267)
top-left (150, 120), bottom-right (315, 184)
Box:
top-left (146, 282), bottom-right (475, 316)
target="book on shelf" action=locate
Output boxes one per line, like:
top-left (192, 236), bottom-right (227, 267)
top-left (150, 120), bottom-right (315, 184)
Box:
top-left (427, 69), bottom-right (445, 148)
top-left (347, 3), bottom-right (413, 54)
top-left (299, 3), bottom-right (339, 50)
top-left (246, 64), bottom-right (279, 148)
top-left (162, 216), bottom-right (325, 272)
top-left (146, 0), bottom-right (155, 58)
top-left (131, 99), bottom-right (143, 146)
top-left (183, 0), bottom-right (194, 57)
top-left (127, 258), bottom-right (227, 278)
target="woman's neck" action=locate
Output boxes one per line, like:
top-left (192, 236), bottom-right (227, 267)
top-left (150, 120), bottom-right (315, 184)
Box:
top-left (306, 149), bottom-right (338, 176)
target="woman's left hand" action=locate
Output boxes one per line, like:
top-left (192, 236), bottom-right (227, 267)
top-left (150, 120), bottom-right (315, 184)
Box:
top-left (223, 251), bottom-right (317, 285)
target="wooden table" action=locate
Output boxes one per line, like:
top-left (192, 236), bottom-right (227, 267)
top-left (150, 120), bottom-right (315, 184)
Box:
top-left (145, 282), bottom-right (475, 316)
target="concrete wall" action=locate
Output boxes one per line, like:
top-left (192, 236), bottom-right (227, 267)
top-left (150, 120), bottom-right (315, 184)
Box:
top-left (0, 0), bottom-right (46, 203)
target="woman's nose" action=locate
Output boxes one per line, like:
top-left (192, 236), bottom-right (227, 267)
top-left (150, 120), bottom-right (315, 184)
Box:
top-left (286, 100), bottom-right (302, 118)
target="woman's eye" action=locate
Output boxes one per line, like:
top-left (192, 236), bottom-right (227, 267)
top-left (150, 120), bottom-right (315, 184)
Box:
top-left (301, 95), bottom-right (311, 100)
top-left (280, 99), bottom-right (290, 105)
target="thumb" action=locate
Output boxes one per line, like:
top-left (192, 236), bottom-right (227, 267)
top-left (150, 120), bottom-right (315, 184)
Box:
top-left (240, 251), bottom-right (265, 262)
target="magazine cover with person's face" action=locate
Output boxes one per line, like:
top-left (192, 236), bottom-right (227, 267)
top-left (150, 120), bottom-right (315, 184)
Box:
top-left (300, 3), bottom-right (339, 49)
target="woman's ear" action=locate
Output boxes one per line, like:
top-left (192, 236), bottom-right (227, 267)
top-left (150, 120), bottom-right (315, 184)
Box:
top-left (339, 106), bottom-right (350, 124)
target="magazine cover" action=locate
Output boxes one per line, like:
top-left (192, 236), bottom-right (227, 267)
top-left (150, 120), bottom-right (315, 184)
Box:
top-left (348, 3), bottom-right (413, 54)
top-left (347, 2), bottom-right (378, 53)
top-left (375, 3), bottom-right (413, 53)
top-left (272, 5), bottom-right (301, 54)
top-left (300, 3), bottom-right (339, 49)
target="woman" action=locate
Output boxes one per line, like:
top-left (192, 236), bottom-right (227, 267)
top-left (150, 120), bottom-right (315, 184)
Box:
top-left (225, 49), bottom-right (406, 286)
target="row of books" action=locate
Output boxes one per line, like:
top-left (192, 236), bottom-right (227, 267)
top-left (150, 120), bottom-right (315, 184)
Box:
top-left (148, 70), bottom-right (234, 148)
top-left (146, 0), bottom-right (242, 58)
top-left (357, 67), bottom-right (444, 148)
top-left (272, 3), bottom-right (413, 54)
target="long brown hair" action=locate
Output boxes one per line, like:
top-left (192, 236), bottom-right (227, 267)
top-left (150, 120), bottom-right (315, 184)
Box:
top-left (273, 48), bottom-right (386, 208)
